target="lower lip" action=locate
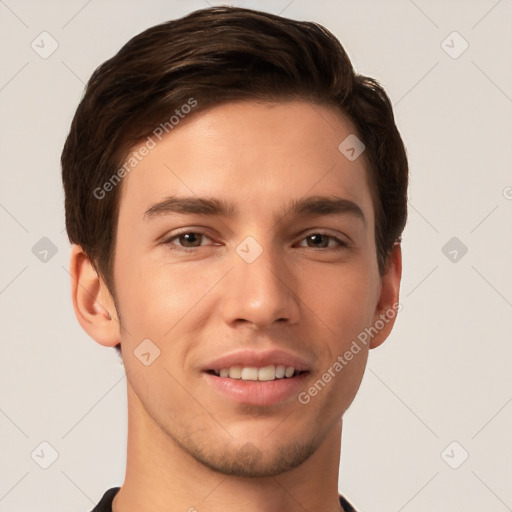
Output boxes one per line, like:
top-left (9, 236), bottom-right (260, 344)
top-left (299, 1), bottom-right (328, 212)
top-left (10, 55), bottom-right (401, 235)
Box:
top-left (203, 372), bottom-right (309, 406)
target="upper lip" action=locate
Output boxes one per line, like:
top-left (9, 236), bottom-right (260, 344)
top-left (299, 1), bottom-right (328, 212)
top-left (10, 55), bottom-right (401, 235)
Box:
top-left (203, 349), bottom-right (311, 372)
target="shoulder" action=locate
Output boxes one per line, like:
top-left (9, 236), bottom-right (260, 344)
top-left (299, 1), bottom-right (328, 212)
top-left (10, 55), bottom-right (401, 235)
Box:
top-left (339, 494), bottom-right (357, 512)
top-left (90, 487), bottom-right (120, 512)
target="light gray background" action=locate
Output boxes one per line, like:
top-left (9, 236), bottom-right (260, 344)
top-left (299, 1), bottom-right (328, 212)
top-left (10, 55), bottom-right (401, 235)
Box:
top-left (1, 1), bottom-right (511, 511)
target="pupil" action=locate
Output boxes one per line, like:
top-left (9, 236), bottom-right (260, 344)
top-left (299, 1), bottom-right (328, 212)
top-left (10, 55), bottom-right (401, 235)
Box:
top-left (310, 234), bottom-right (326, 247)
top-left (182, 233), bottom-right (200, 246)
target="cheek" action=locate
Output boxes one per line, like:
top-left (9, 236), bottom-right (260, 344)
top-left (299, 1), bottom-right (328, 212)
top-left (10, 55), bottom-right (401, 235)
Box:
top-left (114, 253), bottom-right (225, 343)
top-left (301, 261), bottom-right (379, 340)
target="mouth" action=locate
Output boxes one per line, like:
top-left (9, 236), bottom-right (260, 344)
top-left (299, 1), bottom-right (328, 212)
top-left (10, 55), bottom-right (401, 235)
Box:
top-left (201, 349), bottom-right (312, 406)
top-left (202, 352), bottom-right (311, 406)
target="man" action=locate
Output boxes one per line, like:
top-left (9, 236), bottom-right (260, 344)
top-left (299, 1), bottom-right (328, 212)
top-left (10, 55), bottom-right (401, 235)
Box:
top-left (61, 6), bottom-right (408, 511)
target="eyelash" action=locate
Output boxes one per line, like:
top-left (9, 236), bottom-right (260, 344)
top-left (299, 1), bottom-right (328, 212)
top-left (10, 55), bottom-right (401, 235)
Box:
top-left (161, 230), bottom-right (348, 252)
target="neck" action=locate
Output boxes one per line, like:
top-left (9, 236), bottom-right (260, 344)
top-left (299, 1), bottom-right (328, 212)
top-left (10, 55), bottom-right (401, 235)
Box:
top-left (113, 382), bottom-right (345, 512)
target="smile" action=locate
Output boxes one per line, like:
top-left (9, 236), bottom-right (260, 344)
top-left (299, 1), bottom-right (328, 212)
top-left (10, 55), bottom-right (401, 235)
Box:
top-left (208, 365), bottom-right (307, 381)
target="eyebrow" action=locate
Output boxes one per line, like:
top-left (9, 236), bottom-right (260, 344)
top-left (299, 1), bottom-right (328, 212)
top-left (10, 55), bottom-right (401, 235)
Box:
top-left (143, 194), bottom-right (366, 226)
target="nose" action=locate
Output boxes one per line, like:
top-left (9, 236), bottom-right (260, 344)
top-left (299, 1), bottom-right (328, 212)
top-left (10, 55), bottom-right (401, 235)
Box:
top-left (221, 240), bottom-right (300, 330)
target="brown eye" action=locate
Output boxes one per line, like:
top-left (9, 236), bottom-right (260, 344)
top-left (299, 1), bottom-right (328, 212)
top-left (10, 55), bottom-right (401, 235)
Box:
top-left (306, 234), bottom-right (329, 248)
top-left (298, 233), bottom-right (347, 250)
top-left (163, 231), bottom-right (213, 250)
top-left (176, 232), bottom-right (204, 247)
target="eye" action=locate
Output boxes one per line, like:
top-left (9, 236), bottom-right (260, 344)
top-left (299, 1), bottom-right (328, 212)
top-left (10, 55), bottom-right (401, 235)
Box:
top-left (297, 233), bottom-right (347, 250)
top-left (163, 231), bottom-right (213, 250)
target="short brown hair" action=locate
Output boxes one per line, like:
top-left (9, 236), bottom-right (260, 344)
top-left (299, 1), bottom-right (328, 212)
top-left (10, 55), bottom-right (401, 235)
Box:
top-left (62, 6), bottom-right (408, 348)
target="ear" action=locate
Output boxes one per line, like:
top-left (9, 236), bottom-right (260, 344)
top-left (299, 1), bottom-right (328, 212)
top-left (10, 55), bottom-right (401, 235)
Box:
top-left (69, 244), bottom-right (121, 347)
top-left (369, 243), bottom-right (402, 349)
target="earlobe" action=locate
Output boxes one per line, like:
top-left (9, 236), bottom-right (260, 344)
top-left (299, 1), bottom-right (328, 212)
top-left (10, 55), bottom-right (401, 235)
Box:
top-left (369, 243), bottom-right (402, 349)
top-left (69, 244), bottom-right (120, 347)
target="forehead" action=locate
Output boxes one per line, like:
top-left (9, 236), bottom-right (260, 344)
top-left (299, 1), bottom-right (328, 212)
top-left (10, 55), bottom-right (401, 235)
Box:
top-left (117, 100), bottom-right (374, 225)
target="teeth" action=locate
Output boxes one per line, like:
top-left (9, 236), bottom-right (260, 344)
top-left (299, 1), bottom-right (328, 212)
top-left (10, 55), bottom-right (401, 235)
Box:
top-left (241, 367), bottom-right (259, 380)
top-left (214, 365), bottom-right (299, 381)
top-left (228, 366), bottom-right (242, 379)
top-left (258, 365), bottom-right (276, 381)
top-left (284, 366), bottom-right (294, 378)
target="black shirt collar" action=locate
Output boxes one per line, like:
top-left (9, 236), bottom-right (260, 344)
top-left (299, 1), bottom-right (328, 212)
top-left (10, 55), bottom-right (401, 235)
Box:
top-left (91, 486), bottom-right (357, 512)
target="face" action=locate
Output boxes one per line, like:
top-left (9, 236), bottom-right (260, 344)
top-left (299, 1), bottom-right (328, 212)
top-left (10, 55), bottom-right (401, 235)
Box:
top-left (111, 100), bottom-right (389, 477)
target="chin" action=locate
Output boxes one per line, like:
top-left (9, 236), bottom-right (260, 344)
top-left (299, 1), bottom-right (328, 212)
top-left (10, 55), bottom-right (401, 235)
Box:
top-left (185, 435), bottom-right (319, 477)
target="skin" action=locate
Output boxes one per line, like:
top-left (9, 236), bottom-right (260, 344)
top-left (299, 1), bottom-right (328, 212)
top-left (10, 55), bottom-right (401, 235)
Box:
top-left (70, 100), bottom-right (402, 512)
